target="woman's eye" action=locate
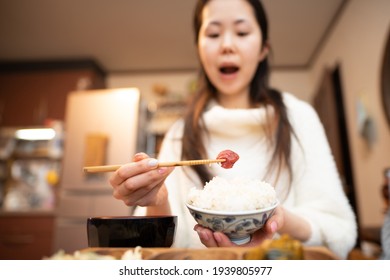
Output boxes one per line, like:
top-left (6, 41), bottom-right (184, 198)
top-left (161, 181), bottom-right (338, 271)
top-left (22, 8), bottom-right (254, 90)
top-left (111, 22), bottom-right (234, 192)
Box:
top-left (207, 33), bottom-right (220, 38)
top-left (237, 32), bottom-right (249, 37)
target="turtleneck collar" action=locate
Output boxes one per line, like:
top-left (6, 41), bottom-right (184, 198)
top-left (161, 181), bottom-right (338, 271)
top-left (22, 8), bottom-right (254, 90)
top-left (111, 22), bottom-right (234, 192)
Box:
top-left (202, 100), bottom-right (274, 137)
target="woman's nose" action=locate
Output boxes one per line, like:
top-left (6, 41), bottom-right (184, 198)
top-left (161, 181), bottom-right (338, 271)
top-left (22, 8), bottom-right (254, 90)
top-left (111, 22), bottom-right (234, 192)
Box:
top-left (221, 32), bottom-right (235, 53)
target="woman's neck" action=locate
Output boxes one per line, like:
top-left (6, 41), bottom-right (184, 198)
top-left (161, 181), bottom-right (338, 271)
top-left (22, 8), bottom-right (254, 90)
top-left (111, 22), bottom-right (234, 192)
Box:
top-left (217, 92), bottom-right (251, 109)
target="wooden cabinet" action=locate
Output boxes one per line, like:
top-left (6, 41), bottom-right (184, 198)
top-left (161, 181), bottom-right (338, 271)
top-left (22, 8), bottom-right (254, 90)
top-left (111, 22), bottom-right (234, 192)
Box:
top-left (0, 59), bottom-right (106, 127)
top-left (0, 212), bottom-right (55, 260)
top-left (0, 59), bottom-right (106, 259)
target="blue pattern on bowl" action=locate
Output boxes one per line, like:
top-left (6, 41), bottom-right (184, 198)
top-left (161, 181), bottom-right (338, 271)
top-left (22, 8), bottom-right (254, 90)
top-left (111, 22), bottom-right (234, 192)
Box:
top-left (186, 202), bottom-right (278, 244)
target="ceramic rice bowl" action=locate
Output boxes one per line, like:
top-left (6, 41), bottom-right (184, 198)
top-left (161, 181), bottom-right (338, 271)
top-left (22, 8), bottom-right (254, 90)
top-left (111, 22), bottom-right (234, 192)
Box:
top-left (186, 201), bottom-right (278, 245)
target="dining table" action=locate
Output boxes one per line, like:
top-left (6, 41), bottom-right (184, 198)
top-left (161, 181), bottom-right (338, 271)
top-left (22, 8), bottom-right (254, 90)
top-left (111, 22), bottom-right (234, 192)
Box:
top-left (77, 243), bottom-right (339, 260)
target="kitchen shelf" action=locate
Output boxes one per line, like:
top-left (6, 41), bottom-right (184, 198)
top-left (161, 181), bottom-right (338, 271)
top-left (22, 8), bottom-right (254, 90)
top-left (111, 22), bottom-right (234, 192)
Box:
top-left (0, 133), bottom-right (62, 213)
top-left (13, 152), bottom-right (62, 160)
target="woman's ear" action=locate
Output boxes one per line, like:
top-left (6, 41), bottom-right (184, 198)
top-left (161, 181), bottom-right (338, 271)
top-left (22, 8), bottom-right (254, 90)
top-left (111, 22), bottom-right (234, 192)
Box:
top-left (258, 42), bottom-right (270, 62)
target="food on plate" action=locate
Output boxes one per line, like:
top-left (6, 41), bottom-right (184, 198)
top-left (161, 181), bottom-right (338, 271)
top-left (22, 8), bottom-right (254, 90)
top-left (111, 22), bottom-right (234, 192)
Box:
top-left (187, 176), bottom-right (277, 212)
top-left (44, 250), bottom-right (116, 260)
top-left (121, 246), bottom-right (143, 260)
top-left (44, 247), bottom-right (143, 260)
top-left (216, 149), bottom-right (239, 169)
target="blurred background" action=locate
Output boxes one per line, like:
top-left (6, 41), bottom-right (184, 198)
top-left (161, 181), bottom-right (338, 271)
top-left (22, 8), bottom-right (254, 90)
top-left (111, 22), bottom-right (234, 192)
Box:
top-left (0, 0), bottom-right (389, 260)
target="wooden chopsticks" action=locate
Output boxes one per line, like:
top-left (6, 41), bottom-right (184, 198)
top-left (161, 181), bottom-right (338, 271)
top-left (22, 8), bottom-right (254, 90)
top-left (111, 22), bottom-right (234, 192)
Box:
top-left (83, 159), bottom-right (225, 173)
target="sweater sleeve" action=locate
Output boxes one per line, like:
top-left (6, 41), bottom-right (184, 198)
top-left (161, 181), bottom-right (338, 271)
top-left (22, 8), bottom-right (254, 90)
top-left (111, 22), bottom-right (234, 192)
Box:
top-left (285, 94), bottom-right (358, 259)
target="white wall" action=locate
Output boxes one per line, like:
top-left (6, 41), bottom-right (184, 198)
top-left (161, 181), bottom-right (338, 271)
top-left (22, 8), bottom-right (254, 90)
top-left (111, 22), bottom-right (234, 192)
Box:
top-left (270, 70), bottom-right (312, 102)
top-left (107, 71), bottom-right (197, 102)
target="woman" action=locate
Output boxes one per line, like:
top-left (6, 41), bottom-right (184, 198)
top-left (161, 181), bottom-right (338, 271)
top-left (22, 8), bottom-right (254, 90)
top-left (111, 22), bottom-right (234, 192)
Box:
top-left (110, 0), bottom-right (357, 259)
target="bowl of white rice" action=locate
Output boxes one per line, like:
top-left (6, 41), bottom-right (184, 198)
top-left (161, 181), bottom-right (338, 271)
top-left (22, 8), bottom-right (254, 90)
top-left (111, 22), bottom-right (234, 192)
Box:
top-left (186, 176), bottom-right (278, 245)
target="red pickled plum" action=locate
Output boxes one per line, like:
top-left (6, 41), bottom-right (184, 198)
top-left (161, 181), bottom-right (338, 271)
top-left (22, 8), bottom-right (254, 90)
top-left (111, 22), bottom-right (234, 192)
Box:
top-left (216, 150), bottom-right (239, 169)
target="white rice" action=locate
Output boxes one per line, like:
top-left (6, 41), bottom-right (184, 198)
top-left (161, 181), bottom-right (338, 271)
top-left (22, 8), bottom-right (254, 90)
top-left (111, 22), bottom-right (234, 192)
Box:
top-left (187, 176), bottom-right (277, 212)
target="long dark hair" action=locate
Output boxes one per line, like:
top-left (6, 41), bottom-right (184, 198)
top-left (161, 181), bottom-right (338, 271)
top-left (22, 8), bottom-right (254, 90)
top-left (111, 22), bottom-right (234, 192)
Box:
top-left (182, 0), bottom-right (296, 187)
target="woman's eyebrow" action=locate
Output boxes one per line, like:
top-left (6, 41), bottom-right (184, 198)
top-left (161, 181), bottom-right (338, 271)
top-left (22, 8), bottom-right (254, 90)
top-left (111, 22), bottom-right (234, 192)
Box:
top-left (206, 20), bottom-right (222, 27)
top-left (234, 18), bottom-right (248, 25)
top-left (205, 18), bottom-right (248, 28)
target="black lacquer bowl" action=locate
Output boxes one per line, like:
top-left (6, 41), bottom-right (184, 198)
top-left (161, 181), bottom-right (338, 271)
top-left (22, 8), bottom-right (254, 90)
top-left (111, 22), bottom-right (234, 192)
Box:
top-left (87, 216), bottom-right (177, 248)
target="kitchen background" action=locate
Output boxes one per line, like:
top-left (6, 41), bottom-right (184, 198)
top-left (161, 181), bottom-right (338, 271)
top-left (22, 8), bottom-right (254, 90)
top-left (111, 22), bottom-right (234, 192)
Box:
top-left (0, 0), bottom-right (389, 259)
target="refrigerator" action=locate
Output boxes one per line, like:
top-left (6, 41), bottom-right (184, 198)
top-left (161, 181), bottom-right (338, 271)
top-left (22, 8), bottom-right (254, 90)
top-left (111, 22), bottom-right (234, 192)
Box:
top-left (54, 88), bottom-right (147, 253)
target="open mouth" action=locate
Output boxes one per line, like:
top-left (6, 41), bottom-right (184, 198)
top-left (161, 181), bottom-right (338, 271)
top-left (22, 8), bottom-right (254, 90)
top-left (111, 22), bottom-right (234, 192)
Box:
top-left (220, 66), bottom-right (239, 74)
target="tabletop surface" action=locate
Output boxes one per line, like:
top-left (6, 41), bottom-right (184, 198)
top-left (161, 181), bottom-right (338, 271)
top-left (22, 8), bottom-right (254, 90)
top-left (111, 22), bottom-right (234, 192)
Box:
top-left (79, 246), bottom-right (339, 260)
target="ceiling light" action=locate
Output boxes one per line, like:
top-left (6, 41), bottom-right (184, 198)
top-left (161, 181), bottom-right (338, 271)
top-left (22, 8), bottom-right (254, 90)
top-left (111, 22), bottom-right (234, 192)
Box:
top-left (15, 128), bottom-right (56, 140)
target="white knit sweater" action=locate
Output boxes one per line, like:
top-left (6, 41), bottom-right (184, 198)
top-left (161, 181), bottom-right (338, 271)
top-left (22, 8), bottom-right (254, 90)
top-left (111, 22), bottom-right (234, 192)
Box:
top-left (136, 92), bottom-right (357, 259)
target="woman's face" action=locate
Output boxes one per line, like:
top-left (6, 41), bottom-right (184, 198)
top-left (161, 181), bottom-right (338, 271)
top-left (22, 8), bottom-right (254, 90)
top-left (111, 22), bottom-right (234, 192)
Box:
top-left (198, 0), bottom-right (268, 108)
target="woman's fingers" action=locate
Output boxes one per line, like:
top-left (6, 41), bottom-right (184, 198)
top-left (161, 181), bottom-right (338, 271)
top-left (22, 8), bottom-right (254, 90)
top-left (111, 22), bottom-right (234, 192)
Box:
top-left (246, 206), bottom-right (284, 246)
top-left (264, 206), bottom-right (283, 234)
top-left (133, 152), bottom-right (149, 162)
top-left (109, 157), bottom-right (159, 187)
top-left (124, 182), bottom-right (167, 207)
top-left (119, 173), bottom-right (167, 205)
top-left (213, 231), bottom-right (235, 246)
top-left (194, 225), bottom-right (236, 247)
top-left (194, 225), bottom-right (218, 247)
top-left (109, 153), bottom-right (174, 207)
top-left (113, 166), bottom-right (165, 197)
